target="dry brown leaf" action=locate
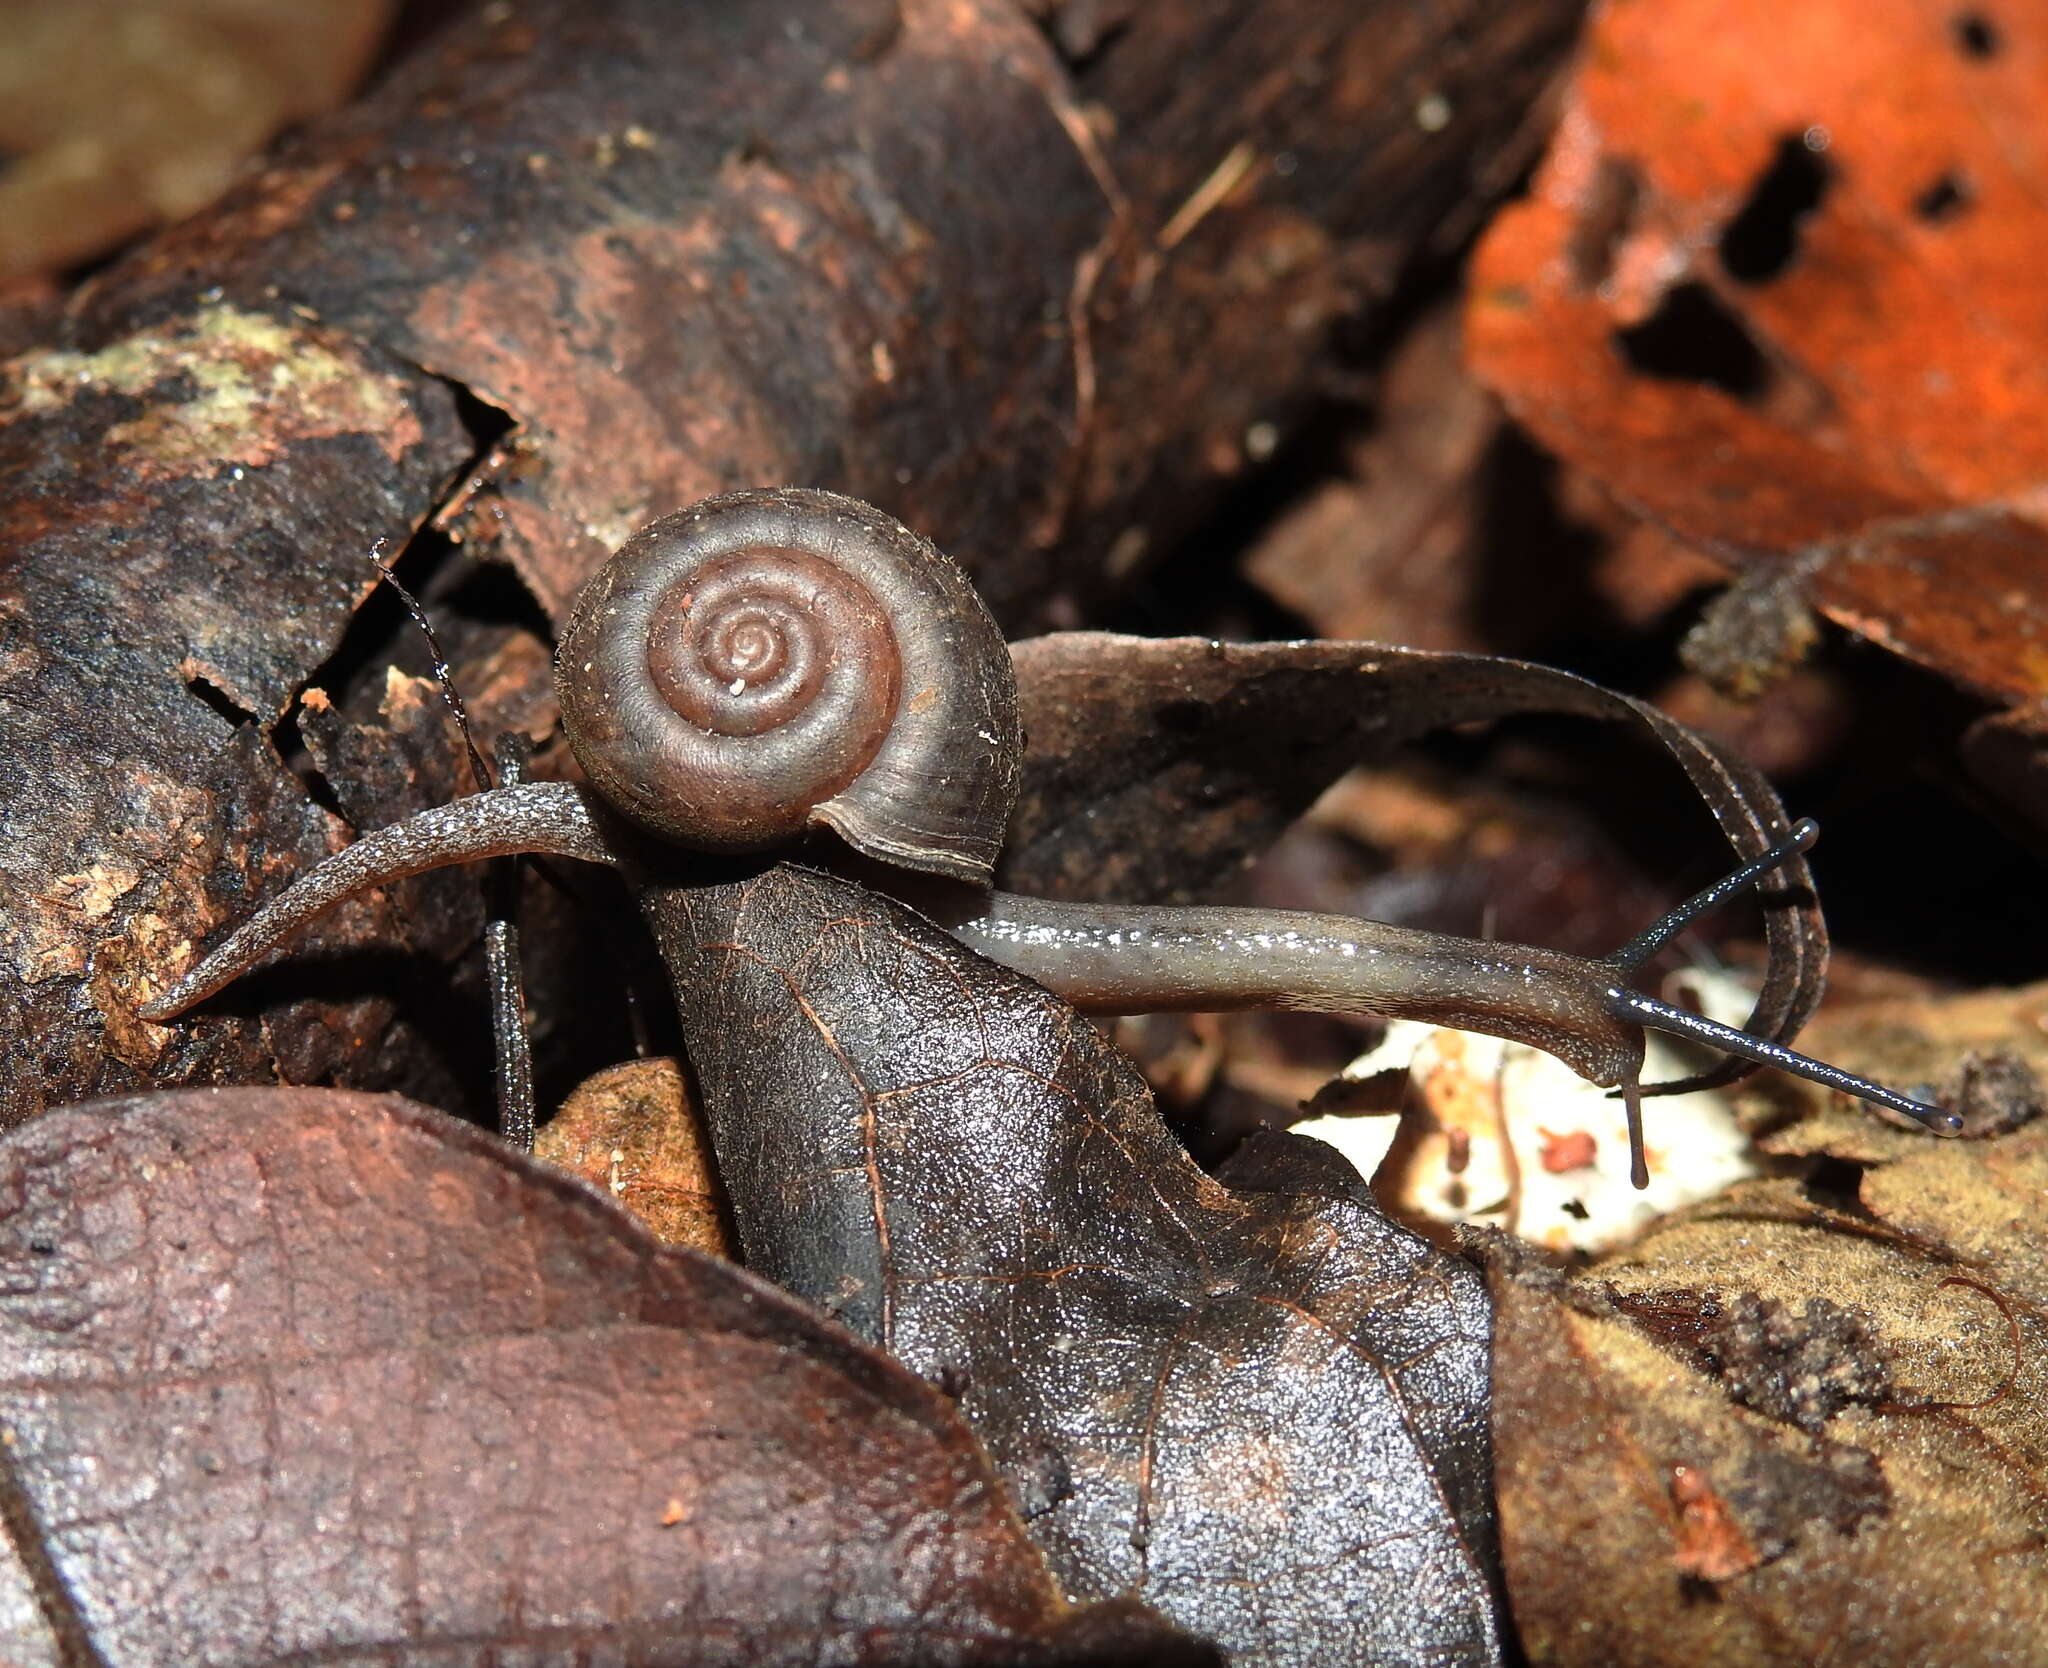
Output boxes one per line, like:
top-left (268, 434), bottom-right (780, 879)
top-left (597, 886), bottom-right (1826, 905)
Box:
top-left (535, 1056), bottom-right (734, 1256)
top-left (1490, 1118), bottom-right (2048, 1665)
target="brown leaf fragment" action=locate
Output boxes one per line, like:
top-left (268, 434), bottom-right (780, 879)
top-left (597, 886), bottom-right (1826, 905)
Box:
top-left (1240, 303), bottom-right (1504, 652)
top-left (1668, 1464), bottom-right (1761, 1582)
top-left (1004, 633), bottom-right (1807, 903)
top-left (0, 1087), bottom-right (1210, 1666)
top-left (535, 1056), bottom-right (734, 1257)
top-left (1491, 1113), bottom-right (2048, 1665)
top-left (645, 864), bottom-right (1506, 1668)
top-left (1860, 1123), bottom-right (2048, 1309)
top-left (1936, 1050), bottom-right (2045, 1141)
top-left (1492, 1271), bottom-right (1901, 1661)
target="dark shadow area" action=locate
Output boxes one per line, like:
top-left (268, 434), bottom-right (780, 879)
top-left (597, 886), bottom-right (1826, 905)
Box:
top-left (1953, 10), bottom-right (2002, 58)
top-left (512, 861), bottom-right (686, 1123)
top-left (1720, 135), bottom-right (1832, 283)
top-left (1614, 281), bottom-right (1776, 401)
top-left (1802, 1153), bottom-right (1870, 1215)
top-left (368, 0), bottom-right (491, 86)
top-left (1779, 673), bottom-right (2048, 985)
top-left (183, 672), bottom-right (257, 730)
top-left (1468, 425), bottom-right (1649, 674)
top-left (193, 942), bottom-right (499, 1123)
top-left (1915, 171), bottom-right (1973, 223)
top-left (272, 696), bottom-right (344, 819)
top-left (1101, 396), bottom-right (1353, 640)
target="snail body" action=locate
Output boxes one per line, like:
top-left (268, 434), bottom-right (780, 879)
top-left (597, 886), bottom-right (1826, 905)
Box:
top-left (139, 488), bottom-right (1960, 1184)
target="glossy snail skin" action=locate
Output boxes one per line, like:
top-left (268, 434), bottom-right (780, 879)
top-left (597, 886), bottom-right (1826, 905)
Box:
top-left (139, 488), bottom-right (1959, 1182)
top-left (138, 784), bottom-right (622, 1024)
top-left (138, 792), bottom-right (1641, 1088)
top-left (954, 901), bottom-right (1644, 1085)
top-left (951, 822), bottom-right (1964, 1171)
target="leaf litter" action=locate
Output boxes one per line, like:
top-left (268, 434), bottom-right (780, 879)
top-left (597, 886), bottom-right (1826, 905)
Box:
top-left (0, 1087), bottom-right (1210, 1666)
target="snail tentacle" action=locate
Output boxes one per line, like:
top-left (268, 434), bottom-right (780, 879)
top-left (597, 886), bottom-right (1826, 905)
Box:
top-left (137, 782), bottom-right (619, 1023)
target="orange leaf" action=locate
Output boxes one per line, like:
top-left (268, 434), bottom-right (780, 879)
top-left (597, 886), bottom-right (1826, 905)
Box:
top-left (1467, 0), bottom-right (2048, 709)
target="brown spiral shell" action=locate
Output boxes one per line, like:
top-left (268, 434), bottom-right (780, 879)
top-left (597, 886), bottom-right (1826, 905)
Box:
top-left (555, 487), bottom-right (1021, 885)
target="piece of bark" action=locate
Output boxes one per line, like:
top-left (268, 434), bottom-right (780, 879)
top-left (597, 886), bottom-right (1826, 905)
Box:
top-left (0, 0), bottom-right (1586, 1127)
top-left (0, 305), bottom-right (468, 1129)
top-left (0, 1086), bottom-right (1212, 1666)
top-left (77, 0), bottom-right (1590, 631)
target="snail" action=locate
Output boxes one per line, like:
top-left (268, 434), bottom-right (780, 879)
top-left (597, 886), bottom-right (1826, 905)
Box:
top-left (139, 487), bottom-right (1960, 1187)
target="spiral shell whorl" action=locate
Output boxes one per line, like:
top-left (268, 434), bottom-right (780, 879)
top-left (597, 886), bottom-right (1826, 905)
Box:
top-left (556, 488), bottom-right (1020, 884)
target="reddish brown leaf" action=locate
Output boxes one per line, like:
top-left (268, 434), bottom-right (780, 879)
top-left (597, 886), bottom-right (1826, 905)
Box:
top-left (644, 863), bottom-right (1506, 1668)
top-left (1466, 0), bottom-right (2048, 758)
top-left (0, 1087), bottom-right (1208, 1666)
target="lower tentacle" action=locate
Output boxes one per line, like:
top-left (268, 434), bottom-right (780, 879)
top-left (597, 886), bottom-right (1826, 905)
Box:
top-left (138, 782), bottom-right (621, 1022)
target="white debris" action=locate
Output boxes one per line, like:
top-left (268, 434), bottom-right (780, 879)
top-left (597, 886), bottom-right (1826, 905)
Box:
top-left (1293, 968), bottom-right (1762, 1254)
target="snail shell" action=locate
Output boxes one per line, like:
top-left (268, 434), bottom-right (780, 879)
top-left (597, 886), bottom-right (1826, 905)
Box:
top-left (555, 487), bottom-right (1021, 885)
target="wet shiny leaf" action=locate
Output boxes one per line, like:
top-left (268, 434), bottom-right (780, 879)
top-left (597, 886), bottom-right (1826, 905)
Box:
top-left (647, 864), bottom-right (1506, 1668)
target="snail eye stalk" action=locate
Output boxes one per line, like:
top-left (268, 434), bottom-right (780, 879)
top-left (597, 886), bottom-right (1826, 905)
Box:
top-left (1594, 818), bottom-right (1961, 1188)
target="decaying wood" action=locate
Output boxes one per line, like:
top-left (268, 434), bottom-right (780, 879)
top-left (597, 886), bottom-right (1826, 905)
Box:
top-left (0, 0), bottom-right (1585, 1125)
